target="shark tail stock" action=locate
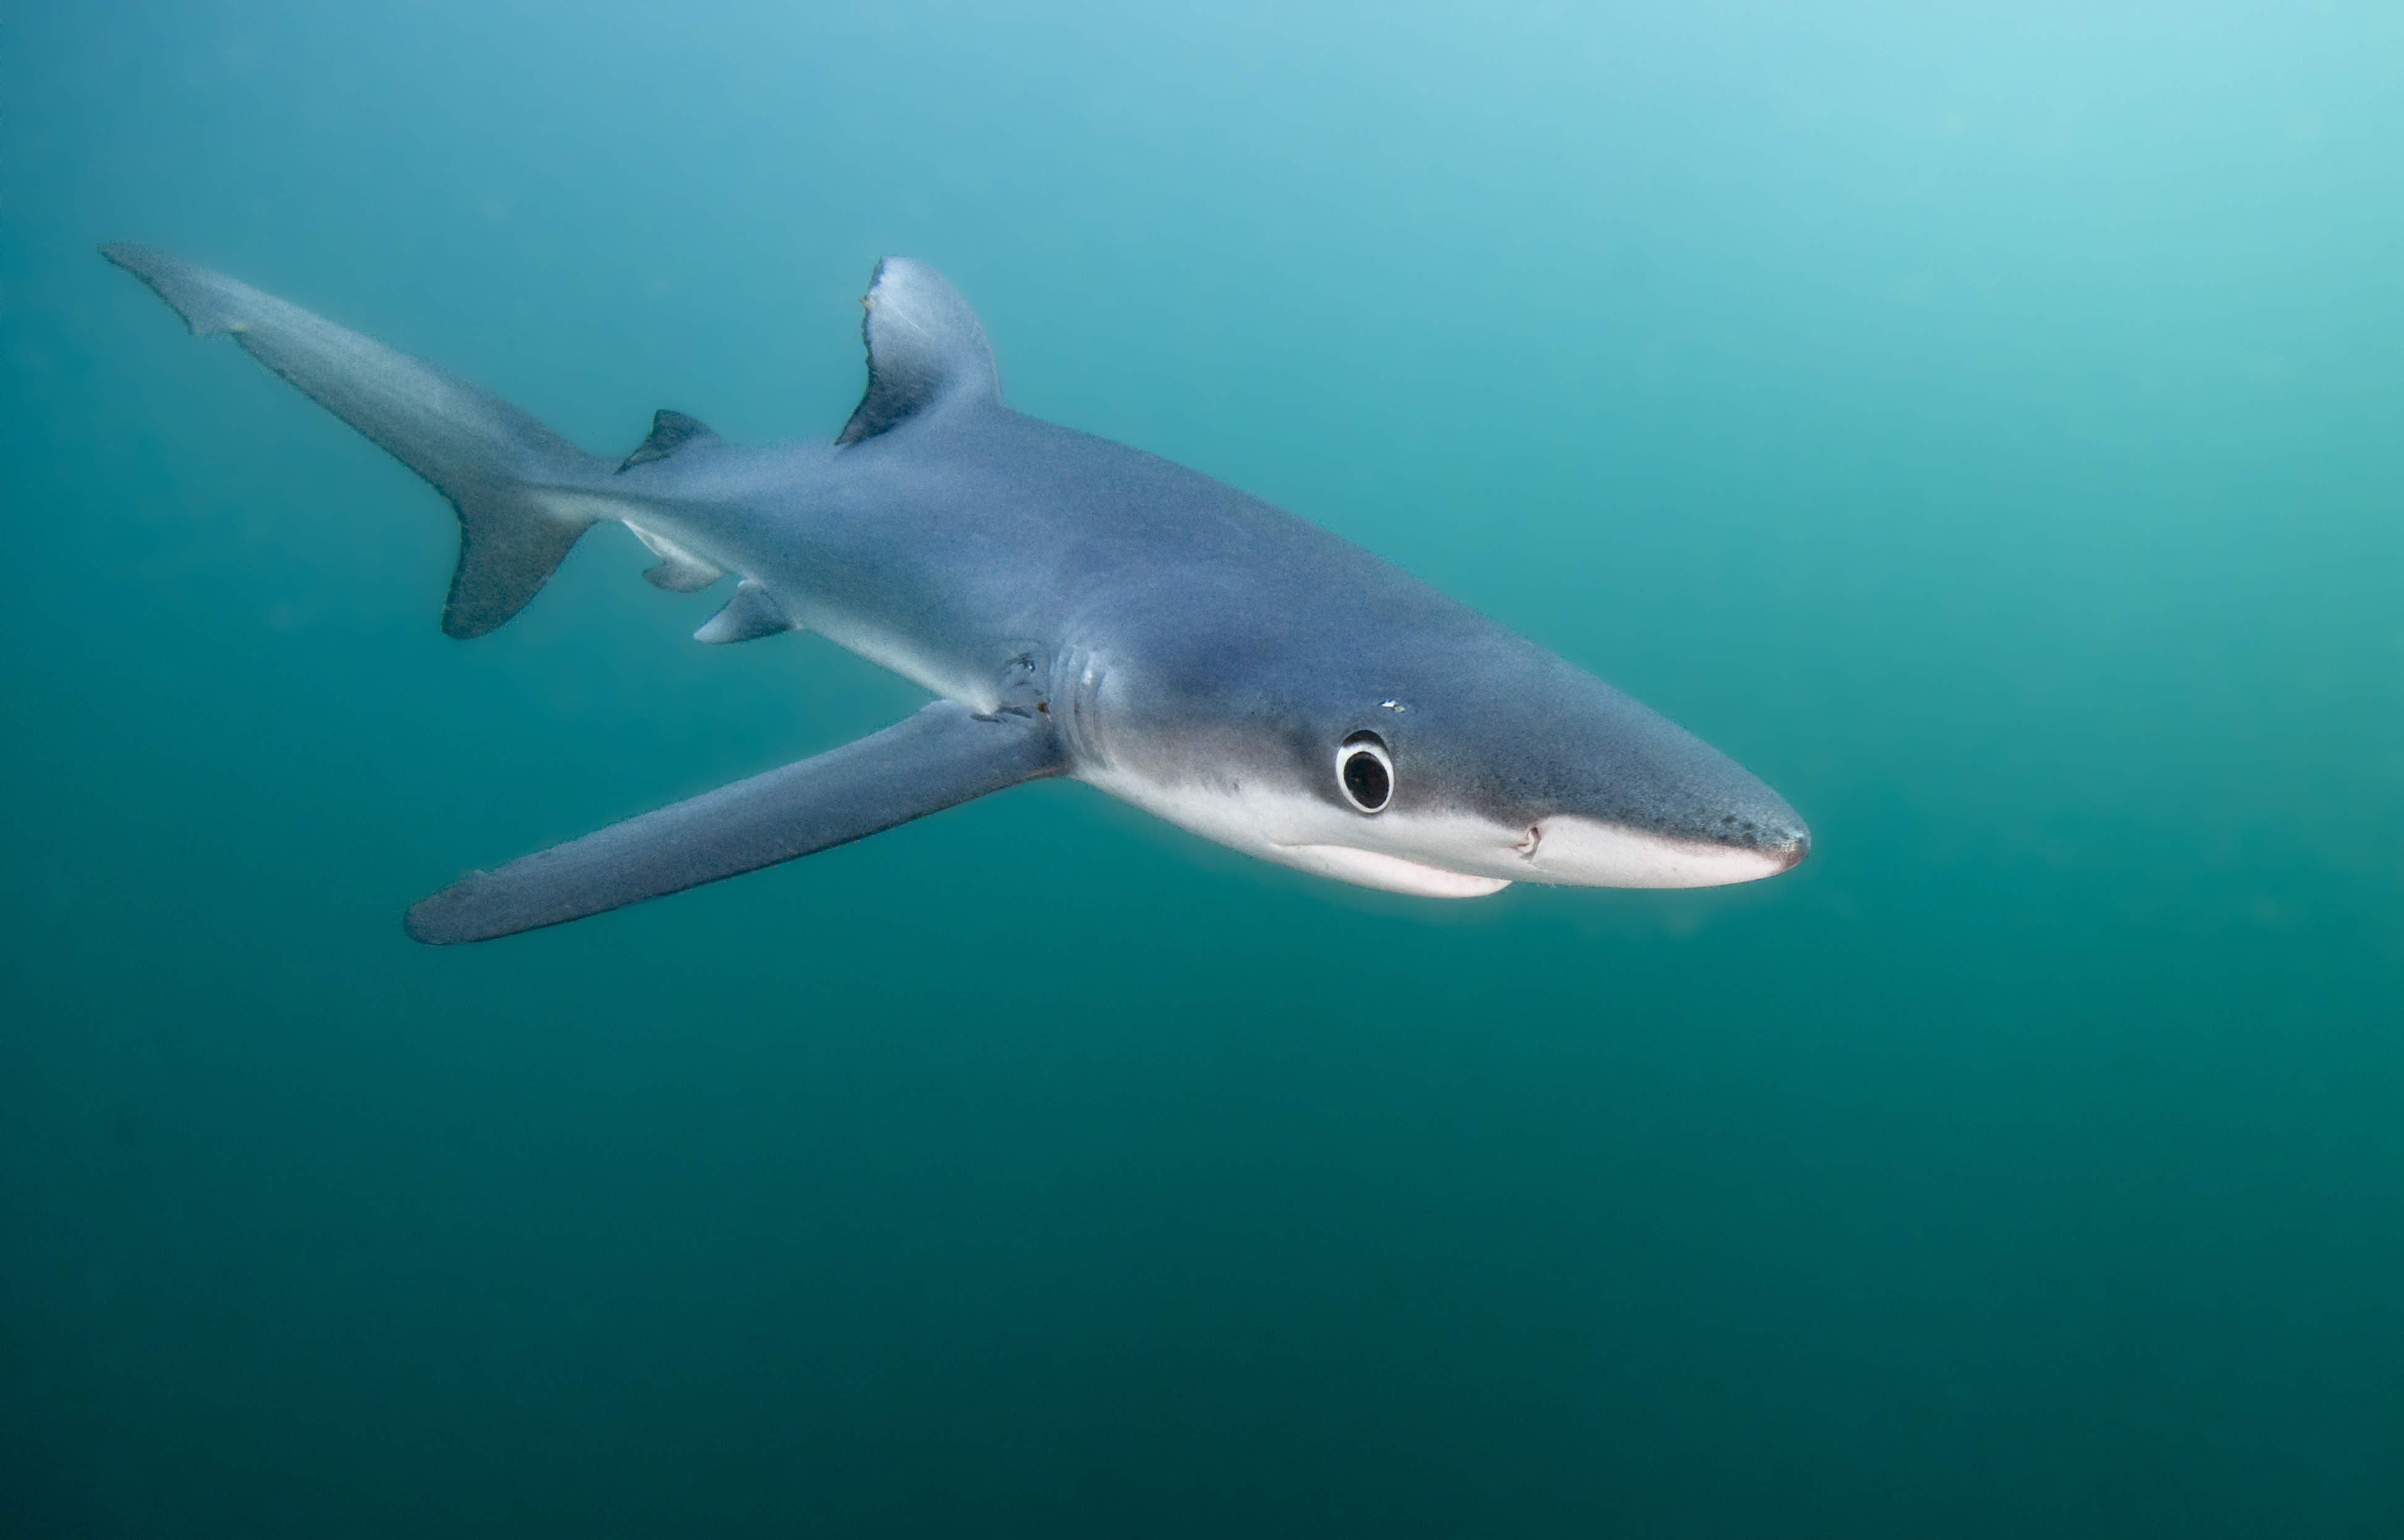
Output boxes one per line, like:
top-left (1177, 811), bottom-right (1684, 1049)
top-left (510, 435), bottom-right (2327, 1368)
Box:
top-left (101, 244), bottom-right (610, 638)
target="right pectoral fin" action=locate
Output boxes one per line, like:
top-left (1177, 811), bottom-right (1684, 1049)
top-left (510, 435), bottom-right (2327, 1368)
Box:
top-left (404, 701), bottom-right (1061, 944)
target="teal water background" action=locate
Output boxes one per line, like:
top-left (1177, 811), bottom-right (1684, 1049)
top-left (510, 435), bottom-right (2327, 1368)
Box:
top-left (6, 2), bottom-right (2403, 1533)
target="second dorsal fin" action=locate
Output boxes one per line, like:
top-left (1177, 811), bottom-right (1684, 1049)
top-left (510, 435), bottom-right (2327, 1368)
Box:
top-left (836, 258), bottom-right (1000, 446)
top-left (618, 408), bottom-right (718, 472)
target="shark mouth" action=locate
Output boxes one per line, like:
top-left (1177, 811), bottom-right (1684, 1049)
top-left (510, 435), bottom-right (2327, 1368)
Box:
top-left (1272, 844), bottom-right (1512, 898)
top-left (1275, 815), bottom-right (1806, 899)
top-left (1090, 764), bottom-right (1803, 901)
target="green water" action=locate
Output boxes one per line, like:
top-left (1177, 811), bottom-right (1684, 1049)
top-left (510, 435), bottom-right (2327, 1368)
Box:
top-left (6, 2), bottom-right (2402, 1534)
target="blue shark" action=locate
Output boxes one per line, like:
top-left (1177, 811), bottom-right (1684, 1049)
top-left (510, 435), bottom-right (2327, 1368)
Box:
top-left (102, 245), bottom-right (1809, 943)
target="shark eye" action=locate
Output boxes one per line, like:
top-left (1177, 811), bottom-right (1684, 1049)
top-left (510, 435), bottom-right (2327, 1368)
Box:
top-left (1336, 732), bottom-right (1393, 814)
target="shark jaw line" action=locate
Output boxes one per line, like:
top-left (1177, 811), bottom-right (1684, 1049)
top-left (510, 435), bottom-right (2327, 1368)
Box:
top-left (1275, 817), bottom-right (1803, 897)
top-left (1271, 843), bottom-right (1510, 898)
top-left (1083, 765), bottom-right (1803, 898)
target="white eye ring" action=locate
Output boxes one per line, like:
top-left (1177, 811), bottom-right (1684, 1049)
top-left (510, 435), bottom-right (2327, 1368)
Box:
top-left (1336, 734), bottom-right (1394, 814)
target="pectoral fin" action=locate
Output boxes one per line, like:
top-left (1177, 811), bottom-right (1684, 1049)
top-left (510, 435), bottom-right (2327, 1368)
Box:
top-left (404, 701), bottom-right (1061, 943)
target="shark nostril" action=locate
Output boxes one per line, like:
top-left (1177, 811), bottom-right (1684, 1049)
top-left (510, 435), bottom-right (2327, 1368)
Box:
top-left (1698, 812), bottom-right (1806, 856)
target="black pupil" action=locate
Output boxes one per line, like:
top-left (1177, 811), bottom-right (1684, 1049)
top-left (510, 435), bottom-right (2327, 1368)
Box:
top-left (1343, 750), bottom-right (1391, 810)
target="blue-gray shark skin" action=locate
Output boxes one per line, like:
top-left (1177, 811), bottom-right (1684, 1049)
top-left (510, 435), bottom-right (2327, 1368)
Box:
top-left (100, 245), bottom-right (1810, 942)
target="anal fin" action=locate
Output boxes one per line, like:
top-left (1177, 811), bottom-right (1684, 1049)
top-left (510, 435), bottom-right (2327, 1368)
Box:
top-left (694, 579), bottom-right (796, 644)
top-left (627, 522), bottom-right (724, 592)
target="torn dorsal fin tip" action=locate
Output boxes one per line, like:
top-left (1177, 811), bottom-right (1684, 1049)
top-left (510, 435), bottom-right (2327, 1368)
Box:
top-left (617, 408), bottom-right (719, 473)
top-left (835, 258), bottom-right (1000, 447)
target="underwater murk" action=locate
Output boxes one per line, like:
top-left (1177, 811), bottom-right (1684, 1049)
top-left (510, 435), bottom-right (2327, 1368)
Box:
top-left (5, 3), bottom-right (2400, 1536)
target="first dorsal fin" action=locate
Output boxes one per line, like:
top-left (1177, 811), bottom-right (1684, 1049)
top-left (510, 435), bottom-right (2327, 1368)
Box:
top-left (618, 408), bottom-right (717, 472)
top-left (835, 258), bottom-right (1000, 446)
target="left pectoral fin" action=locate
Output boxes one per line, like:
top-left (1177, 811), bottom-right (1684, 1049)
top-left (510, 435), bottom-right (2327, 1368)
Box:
top-left (404, 701), bottom-right (1061, 944)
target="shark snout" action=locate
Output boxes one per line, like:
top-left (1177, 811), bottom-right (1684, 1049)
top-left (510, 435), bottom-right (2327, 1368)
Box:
top-left (1708, 807), bottom-right (1810, 868)
top-left (1696, 796), bottom-right (1811, 877)
top-left (1511, 803), bottom-right (1808, 890)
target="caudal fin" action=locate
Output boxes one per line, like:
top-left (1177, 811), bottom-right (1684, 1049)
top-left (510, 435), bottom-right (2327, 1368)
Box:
top-left (102, 243), bottom-right (610, 637)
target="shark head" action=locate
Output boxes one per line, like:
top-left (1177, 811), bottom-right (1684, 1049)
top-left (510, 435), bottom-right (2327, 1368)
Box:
top-left (1064, 573), bottom-right (1810, 899)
